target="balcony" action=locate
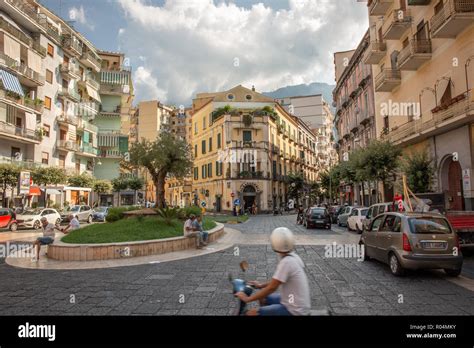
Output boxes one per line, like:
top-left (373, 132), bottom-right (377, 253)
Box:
top-left (0, 89), bottom-right (43, 114)
top-left (368, 0), bottom-right (393, 16)
top-left (61, 34), bottom-right (83, 57)
top-left (57, 140), bottom-right (78, 152)
top-left (408, 0), bottom-right (431, 4)
top-left (77, 119), bottom-right (98, 134)
top-left (236, 171), bottom-right (269, 180)
top-left (383, 9), bottom-right (412, 40)
top-left (397, 39), bottom-right (432, 71)
top-left (78, 73), bottom-right (100, 91)
top-left (59, 63), bottom-right (80, 79)
top-left (99, 105), bottom-right (121, 117)
top-left (229, 140), bottom-right (269, 150)
top-left (363, 41), bottom-right (387, 64)
top-left (80, 49), bottom-right (101, 71)
top-left (99, 83), bottom-right (131, 95)
top-left (359, 111), bottom-right (373, 125)
top-left (374, 69), bottom-right (401, 92)
top-left (431, 0), bottom-right (474, 38)
top-left (76, 144), bottom-right (99, 157)
top-left (100, 149), bottom-right (122, 158)
top-left (0, 121), bottom-right (40, 144)
top-left (0, 52), bottom-right (45, 87)
top-left (57, 87), bottom-right (80, 102)
top-left (350, 117), bottom-right (359, 133)
top-left (0, 17), bottom-right (46, 57)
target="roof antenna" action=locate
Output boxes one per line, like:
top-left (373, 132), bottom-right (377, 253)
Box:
top-left (252, 85), bottom-right (255, 91)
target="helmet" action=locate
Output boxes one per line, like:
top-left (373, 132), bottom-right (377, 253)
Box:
top-left (270, 227), bottom-right (295, 253)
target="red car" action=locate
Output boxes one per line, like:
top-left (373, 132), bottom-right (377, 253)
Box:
top-left (0, 208), bottom-right (18, 231)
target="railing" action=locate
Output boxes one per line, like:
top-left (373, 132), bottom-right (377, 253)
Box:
top-left (58, 140), bottom-right (78, 151)
top-left (228, 140), bottom-right (269, 149)
top-left (431, 0), bottom-right (474, 34)
top-left (368, 0), bottom-right (393, 14)
top-left (61, 35), bottom-right (83, 55)
top-left (0, 17), bottom-right (46, 57)
top-left (57, 114), bottom-right (78, 126)
top-left (236, 171), bottom-right (269, 179)
top-left (0, 52), bottom-right (45, 85)
top-left (77, 119), bottom-right (98, 133)
top-left (59, 63), bottom-right (80, 76)
top-left (374, 69), bottom-right (401, 90)
top-left (0, 156), bottom-right (47, 168)
top-left (58, 87), bottom-right (80, 102)
top-left (0, 121), bottom-right (40, 141)
top-left (397, 39), bottom-right (432, 67)
top-left (0, 89), bottom-right (43, 113)
top-left (383, 8), bottom-right (412, 34)
top-left (81, 50), bottom-right (101, 68)
top-left (78, 144), bottom-right (99, 155)
top-left (368, 41), bottom-right (387, 53)
top-left (100, 149), bottom-right (122, 158)
top-left (85, 74), bottom-right (100, 90)
top-left (99, 105), bottom-right (121, 114)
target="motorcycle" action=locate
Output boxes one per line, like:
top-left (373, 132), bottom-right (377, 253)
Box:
top-left (229, 260), bottom-right (255, 315)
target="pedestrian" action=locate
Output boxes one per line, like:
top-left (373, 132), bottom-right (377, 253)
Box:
top-left (62, 214), bottom-right (80, 234)
top-left (183, 214), bottom-right (205, 249)
top-left (252, 202), bottom-right (257, 215)
top-left (192, 216), bottom-right (209, 246)
top-left (32, 217), bottom-right (62, 261)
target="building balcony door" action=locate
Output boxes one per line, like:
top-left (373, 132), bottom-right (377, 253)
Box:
top-left (448, 160), bottom-right (464, 211)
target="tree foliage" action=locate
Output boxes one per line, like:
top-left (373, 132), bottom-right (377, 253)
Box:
top-left (31, 167), bottom-right (67, 186)
top-left (67, 173), bottom-right (94, 188)
top-left (402, 150), bottom-right (435, 193)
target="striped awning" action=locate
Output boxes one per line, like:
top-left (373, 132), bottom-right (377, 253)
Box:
top-left (0, 69), bottom-right (24, 96)
top-left (86, 85), bottom-right (101, 103)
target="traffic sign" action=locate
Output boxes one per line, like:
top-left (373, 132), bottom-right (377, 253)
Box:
top-left (201, 201), bottom-right (207, 207)
top-left (234, 198), bottom-right (241, 206)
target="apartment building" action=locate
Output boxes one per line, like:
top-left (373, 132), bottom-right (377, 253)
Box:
top-left (191, 85), bottom-right (319, 213)
top-left (365, 0), bottom-right (474, 208)
top-left (0, 0), bottom-right (132, 207)
top-left (333, 29), bottom-right (377, 205)
top-left (278, 94), bottom-right (333, 129)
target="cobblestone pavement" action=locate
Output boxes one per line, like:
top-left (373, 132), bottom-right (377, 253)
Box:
top-left (0, 214), bottom-right (473, 316)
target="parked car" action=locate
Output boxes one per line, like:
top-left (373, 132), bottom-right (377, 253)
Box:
top-left (359, 212), bottom-right (463, 276)
top-left (92, 206), bottom-right (109, 222)
top-left (16, 208), bottom-right (61, 230)
top-left (0, 208), bottom-right (18, 231)
top-left (362, 203), bottom-right (395, 232)
top-left (347, 207), bottom-right (369, 233)
top-left (328, 205), bottom-right (341, 224)
top-left (304, 207), bottom-right (331, 229)
top-left (61, 205), bottom-right (93, 224)
top-left (337, 206), bottom-right (355, 227)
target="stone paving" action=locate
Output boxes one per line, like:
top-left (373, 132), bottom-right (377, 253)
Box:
top-left (0, 214), bottom-right (473, 316)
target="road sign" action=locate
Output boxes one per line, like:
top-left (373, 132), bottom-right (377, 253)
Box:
top-left (201, 201), bottom-right (207, 207)
top-left (233, 198), bottom-right (241, 206)
top-left (231, 192), bottom-right (235, 197)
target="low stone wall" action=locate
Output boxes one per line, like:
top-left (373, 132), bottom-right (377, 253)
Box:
top-left (47, 223), bottom-right (224, 262)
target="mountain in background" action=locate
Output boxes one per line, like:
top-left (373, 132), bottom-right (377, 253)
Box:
top-left (263, 82), bottom-right (335, 105)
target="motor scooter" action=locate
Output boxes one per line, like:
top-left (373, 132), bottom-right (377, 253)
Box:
top-left (229, 260), bottom-right (255, 315)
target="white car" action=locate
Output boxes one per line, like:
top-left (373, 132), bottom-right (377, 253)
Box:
top-left (347, 207), bottom-right (368, 233)
top-left (16, 208), bottom-right (62, 230)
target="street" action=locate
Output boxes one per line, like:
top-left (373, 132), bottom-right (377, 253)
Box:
top-left (0, 214), bottom-right (473, 316)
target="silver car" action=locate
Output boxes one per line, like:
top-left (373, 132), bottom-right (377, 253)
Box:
top-left (62, 205), bottom-right (93, 224)
top-left (360, 212), bottom-right (463, 277)
top-left (337, 206), bottom-right (354, 227)
top-left (362, 202), bottom-right (395, 232)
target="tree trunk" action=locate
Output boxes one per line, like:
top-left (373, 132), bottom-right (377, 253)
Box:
top-left (361, 181), bottom-right (366, 206)
top-left (117, 191), bottom-right (121, 206)
top-left (154, 172), bottom-right (167, 209)
top-left (1, 187), bottom-right (5, 208)
top-left (375, 180), bottom-right (380, 203)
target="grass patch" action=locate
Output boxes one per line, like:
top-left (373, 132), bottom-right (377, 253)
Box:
top-left (62, 217), bottom-right (217, 244)
top-left (211, 215), bottom-right (249, 223)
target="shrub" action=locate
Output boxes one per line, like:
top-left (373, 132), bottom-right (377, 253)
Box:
top-left (180, 206), bottom-right (202, 219)
top-left (156, 207), bottom-right (180, 225)
top-left (106, 206), bottom-right (141, 222)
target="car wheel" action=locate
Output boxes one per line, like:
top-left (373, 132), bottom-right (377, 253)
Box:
top-left (359, 241), bottom-right (370, 261)
top-left (389, 253), bottom-right (405, 276)
top-left (444, 268), bottom-right (462, 277)
top-left (87, 215), bottom-right (92, 224)
top-left (9, 222), bottom-right (18, 232)
top-left (33, 220), bottom-right (41, 230)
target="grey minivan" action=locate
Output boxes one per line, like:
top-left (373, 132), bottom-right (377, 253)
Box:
top-left (360, 212), bottom-right (463, 276)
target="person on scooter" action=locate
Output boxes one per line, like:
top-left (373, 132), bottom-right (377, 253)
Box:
top-left (235, 227), bottom-right (311, 316)
top-left (296, 205), bottom-right (304, 224)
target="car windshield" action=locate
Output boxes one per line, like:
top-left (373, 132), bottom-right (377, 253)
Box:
top-left (361, 209), bottom-right (368, 216)
top-left (311, 209), bottom-right (325, 215)
top-left (408, 217), bottom-right (451, 234)
top-left (23, 209), bottom-right (41, 215)
top-left (69, 206), bottom-right (80, 212)
top-left (95, 207), bottom-right (107, 213)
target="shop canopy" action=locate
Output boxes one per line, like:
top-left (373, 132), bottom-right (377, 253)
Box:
top-left (28, 186), bottom-right (41, 196)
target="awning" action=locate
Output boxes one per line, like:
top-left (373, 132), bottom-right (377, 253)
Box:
top-left (86, 85), bottom-right (101, 103)
top-left (46, 189), bottom-right (62, 195)
top-left (29, 186), bottom-right (41, 196)
top-left (0, 69), bottom-right (24, 96)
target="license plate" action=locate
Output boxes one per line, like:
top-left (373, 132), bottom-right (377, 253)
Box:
top-left (316, 220), bottom-right (324, 223)
top-left (421, 241), bottom-right (447, 249)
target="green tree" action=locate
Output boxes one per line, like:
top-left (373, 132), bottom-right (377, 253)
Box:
top-left (67, 173), bottom-right (94, 188)
top-left (320, 166), bottom-right (340, 203)
top-left (123, 133), bottom-right (193, 208)
top-left (287, 172), bottom-right (304, 206)
top-left (92, 180), bottom-right (112, 207)
top-left (0, 164), bottom-right (21, 207)
top-left (127, 176), bottom-right (144, 205)
top-left (31, 167), bottom-right (67, 207)
top-left (402, 150), bottom-right (435, 193)
top-left (111, 177), bottom-right (129, 207)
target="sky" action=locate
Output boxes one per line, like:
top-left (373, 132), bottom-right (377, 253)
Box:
top-left (39, 0), bottom-right (369, 106)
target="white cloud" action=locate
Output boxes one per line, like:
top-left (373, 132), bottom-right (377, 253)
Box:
top-left (117, 0), bottom-right (368, 105)
top-left (69, 6), bottom-right (94, 30)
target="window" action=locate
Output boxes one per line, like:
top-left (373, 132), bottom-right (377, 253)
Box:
top-left (216, 161), bottom-right (222, 176)
top-left (209, 137), bottom-right (212, 152)
top-left (243, 130), bottom-right (252, 142)
top-left (203, 116), bottom-right (206, 129)
top-left (380, 215), bottom-right (401, 232)
top-left (43, 124), bottom-right (50, 137)
top-left (370, 215), bottom-right (385, 232)
top-left (201, 140), bottom-right (206, 154)
top-left (194, 122), bottom-right (197, 134)
top-left (207, 163), bottom-right (212, 177)
top-left (245, 94), bottom-right (252, 100)
top-left (202, 165), bottom-right (207, 179)
top-left (194, 145), bottom-right (198, 158)
top-left (44, 96), bottom-right (51, 110)
top-left (47, 44), bottom-right (54, 57)
top-left (227, 94), bottom-right (234, 100)
top-left (217, 133), bottom-right (221, 148)
top-left (194, 167), bottom-right (198, 180)
top-left (11, 147), bottom-right (21, 160)
top-left (46, 69), bottom-right (53, 84)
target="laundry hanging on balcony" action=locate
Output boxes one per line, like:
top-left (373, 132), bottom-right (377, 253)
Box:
top-left (0, 69), bottom-right (24, 96)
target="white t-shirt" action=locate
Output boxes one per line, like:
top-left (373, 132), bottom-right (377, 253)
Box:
top-left (69, 217), bottom-right (80, 230)
top-left (272, 252), bottom-right (311, 316)
top-left (183, 219), bottom-right (193, 235)
top-left (42, 223), bottom-right (56, 239)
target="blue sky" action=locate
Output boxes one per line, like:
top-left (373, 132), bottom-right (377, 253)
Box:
top-left (39, 0), bottom-right (369, 106)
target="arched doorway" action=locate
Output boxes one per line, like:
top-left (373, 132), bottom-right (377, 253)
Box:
top-left (440, 156), bottom-right (464, 211)
top-left (242, 185), bottom-right (256, 213)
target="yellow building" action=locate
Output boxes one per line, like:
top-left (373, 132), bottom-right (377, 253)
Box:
top-left (191, 85), bottom-right (319, 213)
top-left (365, 0), bottom-right (474, 208)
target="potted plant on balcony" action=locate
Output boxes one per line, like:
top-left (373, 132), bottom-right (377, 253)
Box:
top-left (239, 171), bottom-right (250, 179)
top-left (35, 127), bottom-right (45, 141)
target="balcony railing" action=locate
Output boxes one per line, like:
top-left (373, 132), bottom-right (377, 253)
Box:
top-left (78, 144), bottom-right (99, 156)
top-left (100, 149), bottom-right (122, 158)
top-left (59, 63), bottom-right (80, 77)
top-left (0, 52), bottom-right (45, 86)
top-left (0, 89), bottom-right (43, 113)
top-left (363, 41), bottom-right (387, 64)
top-left (368, 0), bottom-right (393, 16)
top-left (431, 0), bottom-right (474, 38)
top-left (0, 17), bottom-right (46, 57)
top-left (374, 69), bottom-right (401, 92)
top-left (81, 50), bottom-right (101, 70)
top-left (397, 39), bottom-right (432, 70)
top-left (77, 119), bottom-right (98, 134)
top-left (58, 140), bottom-right (78, 152)
top-left (58, 87), bottom-right (80, 102)
top-left (57, 114), bottom-right (78, 126)
top-left (0, 121), bottom-right (40, 142)
top-left (408, 0), bottom-right (431, 4)
top-left (61, 34), bottom-right (83, 56)
top-left (228, 140), bottom-right (269, 150)
top-left (383, 9), bottom-right (412, 40)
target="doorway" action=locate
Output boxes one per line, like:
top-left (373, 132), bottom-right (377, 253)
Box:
top-left (242, 185), bottom-right (256, 213)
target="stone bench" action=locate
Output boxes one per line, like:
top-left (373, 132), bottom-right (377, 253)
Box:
top-left (47, 223), bottom-right (224, 262)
